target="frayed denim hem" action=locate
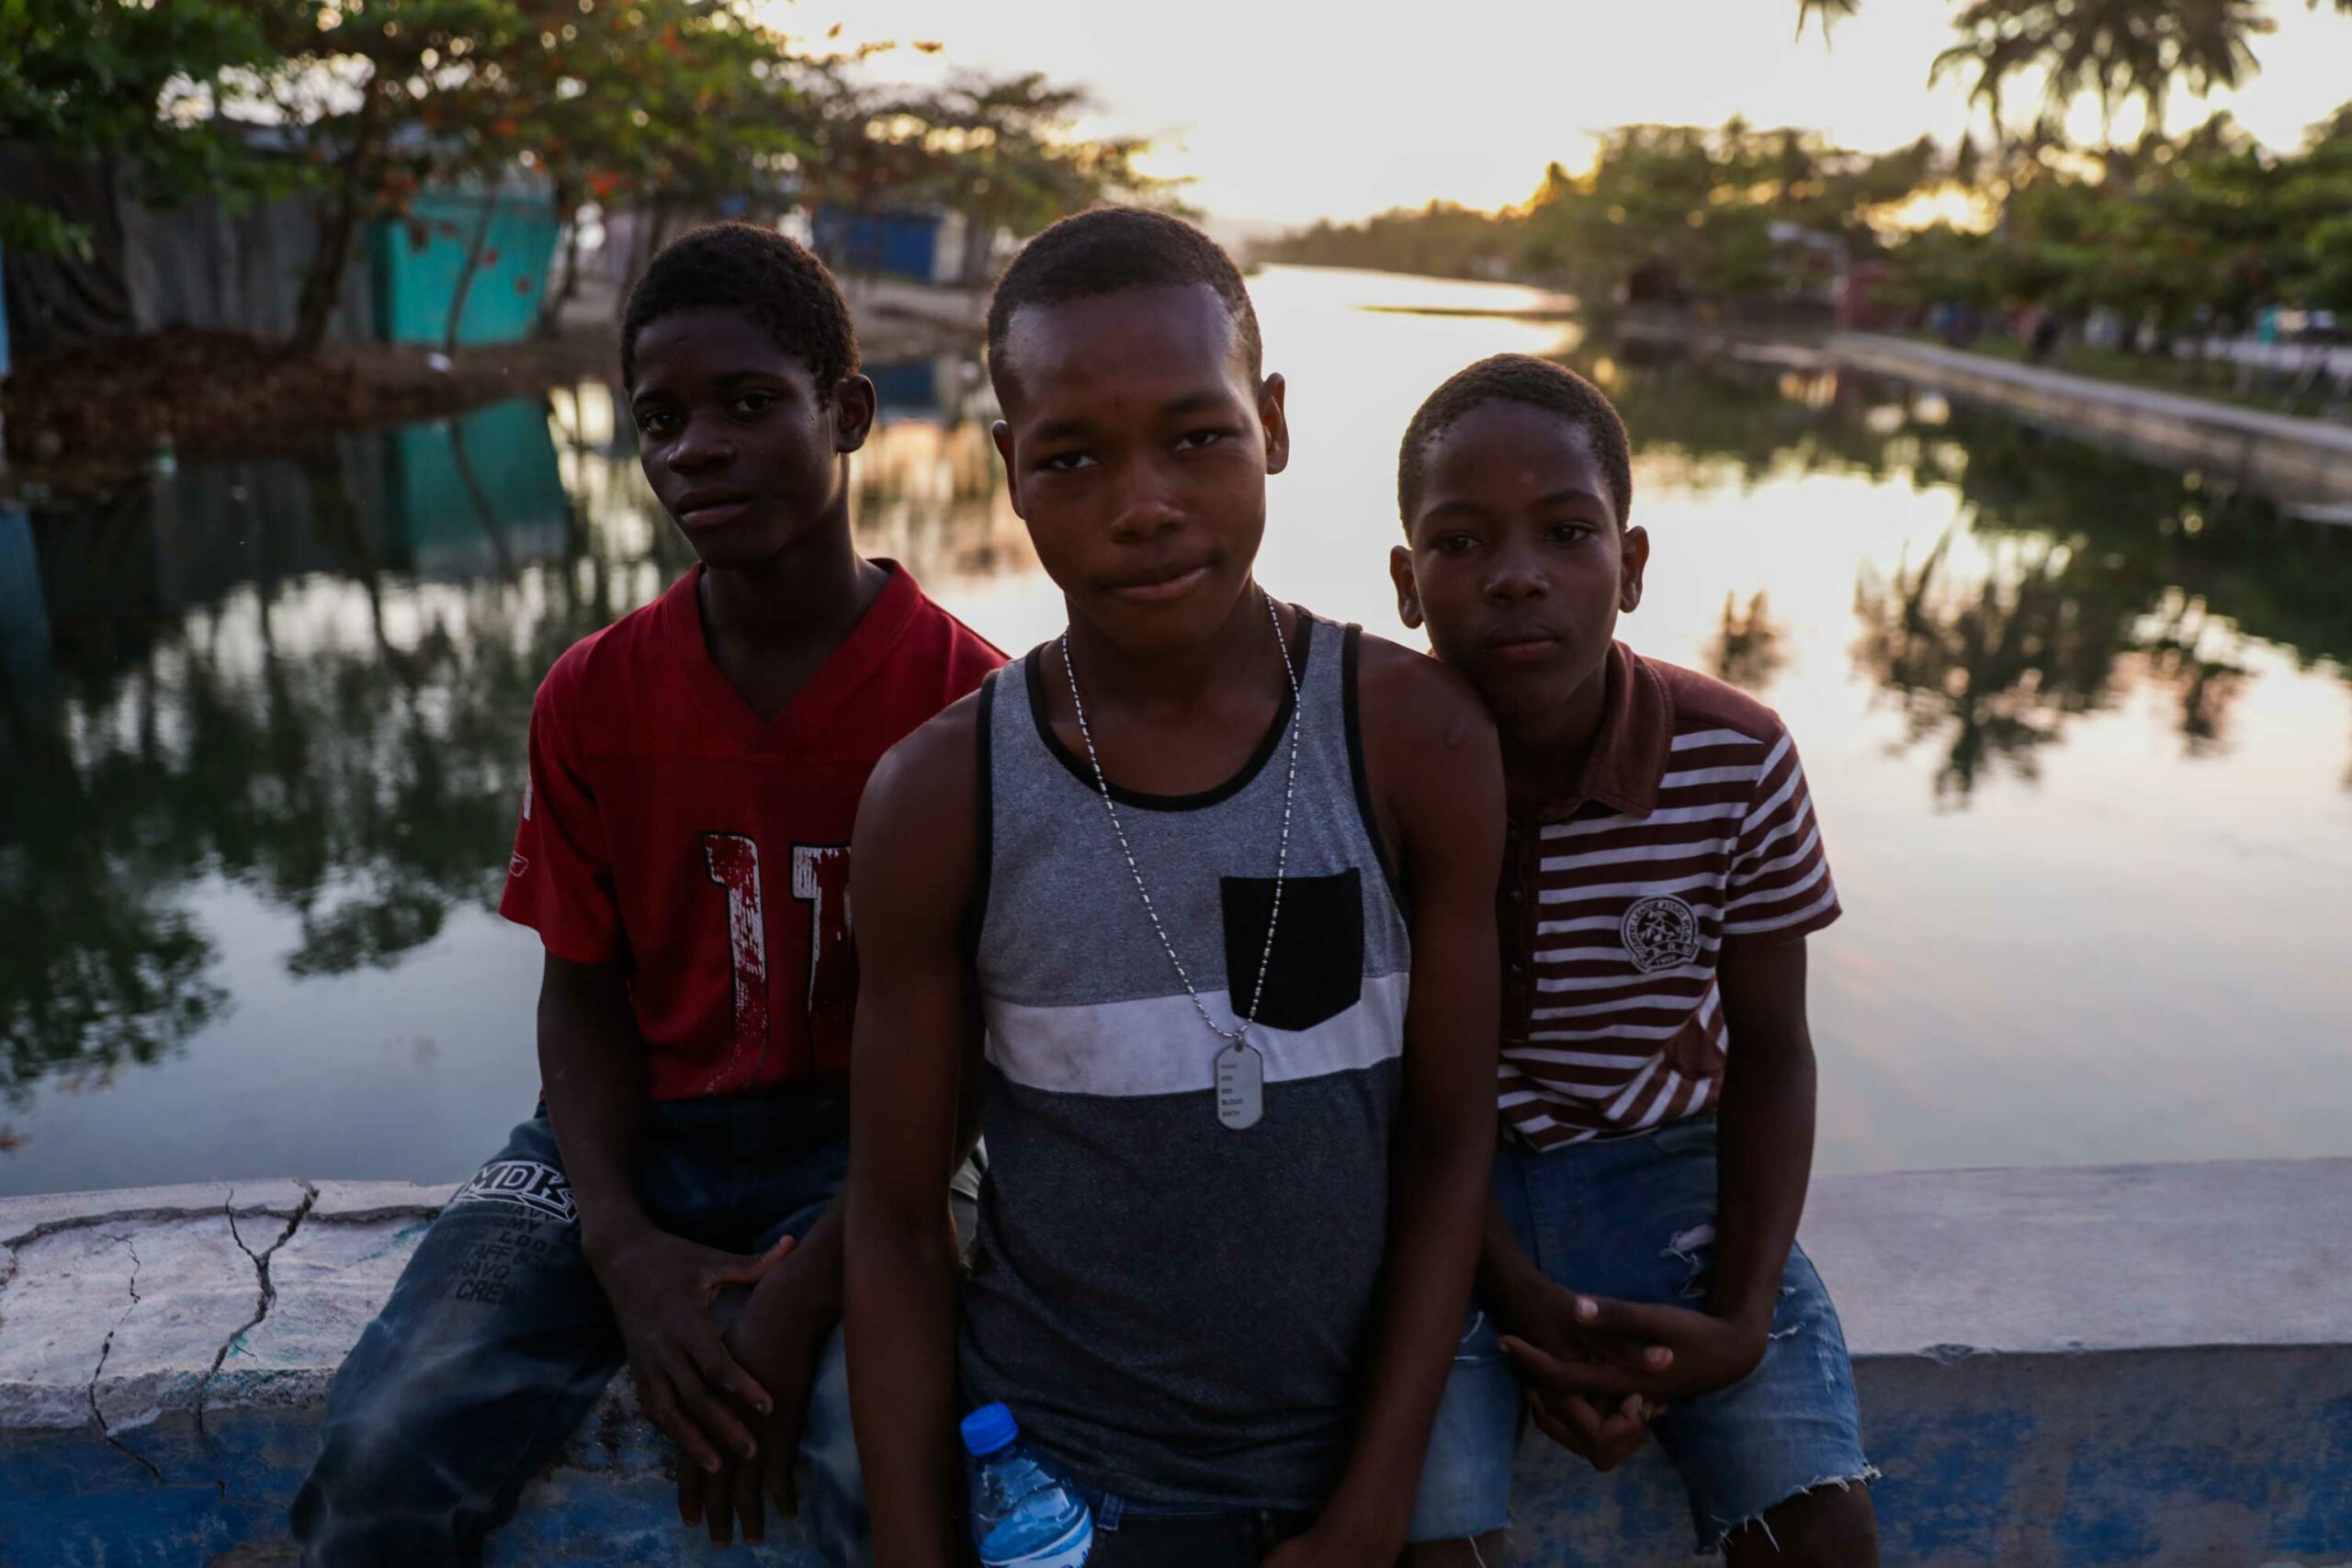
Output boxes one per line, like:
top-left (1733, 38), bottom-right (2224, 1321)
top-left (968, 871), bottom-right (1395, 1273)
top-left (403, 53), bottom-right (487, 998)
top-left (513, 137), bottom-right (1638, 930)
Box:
top-left (1698, 1465), bottom-right (1882, 1557)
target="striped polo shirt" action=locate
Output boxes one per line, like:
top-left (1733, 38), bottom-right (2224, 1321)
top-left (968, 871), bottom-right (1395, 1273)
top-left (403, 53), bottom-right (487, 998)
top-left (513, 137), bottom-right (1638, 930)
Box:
top-left (1498, 642), bottom-right (1839, 1150)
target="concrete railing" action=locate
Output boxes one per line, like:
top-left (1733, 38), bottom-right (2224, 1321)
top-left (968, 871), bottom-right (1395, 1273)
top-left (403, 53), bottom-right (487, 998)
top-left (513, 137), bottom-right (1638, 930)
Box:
top-left (4, 1160), bottom-right (2349, 1565)
top-left (1819, 333), bottom-right (2352, 511)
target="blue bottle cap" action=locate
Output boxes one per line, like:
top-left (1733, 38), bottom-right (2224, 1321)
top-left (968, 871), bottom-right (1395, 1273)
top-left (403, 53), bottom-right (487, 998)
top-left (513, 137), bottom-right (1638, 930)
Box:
top-left (960, 1402), bottom-right (1019, 1458)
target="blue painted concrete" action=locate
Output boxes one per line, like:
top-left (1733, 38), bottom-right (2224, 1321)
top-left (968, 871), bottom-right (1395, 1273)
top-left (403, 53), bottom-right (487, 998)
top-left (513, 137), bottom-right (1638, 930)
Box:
top-left (6, 1346), bottom-right (2347, 1564)
top-left (8, 1162), bottom-right (2348, 1563)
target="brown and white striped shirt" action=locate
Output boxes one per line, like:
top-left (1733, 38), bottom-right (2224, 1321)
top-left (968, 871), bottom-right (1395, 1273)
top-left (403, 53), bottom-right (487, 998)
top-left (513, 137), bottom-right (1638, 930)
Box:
top-left (1498, 644), bottom-right (1839, 1150)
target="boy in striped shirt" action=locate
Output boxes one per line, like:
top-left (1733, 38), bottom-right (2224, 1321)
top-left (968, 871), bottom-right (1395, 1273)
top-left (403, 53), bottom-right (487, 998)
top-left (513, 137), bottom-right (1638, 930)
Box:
top-left (1388, 355), bottom-right (1880, 1563)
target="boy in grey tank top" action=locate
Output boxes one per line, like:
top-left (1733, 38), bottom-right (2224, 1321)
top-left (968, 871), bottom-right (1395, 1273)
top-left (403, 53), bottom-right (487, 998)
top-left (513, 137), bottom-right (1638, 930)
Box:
top-left (843, 208), bottom-right (1511, 1567)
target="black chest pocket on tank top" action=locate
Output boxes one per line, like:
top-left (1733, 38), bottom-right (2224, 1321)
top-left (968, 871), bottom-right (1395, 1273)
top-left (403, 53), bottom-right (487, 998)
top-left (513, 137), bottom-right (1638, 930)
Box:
top-left (1219, 868), bottom-right (1365, 1032)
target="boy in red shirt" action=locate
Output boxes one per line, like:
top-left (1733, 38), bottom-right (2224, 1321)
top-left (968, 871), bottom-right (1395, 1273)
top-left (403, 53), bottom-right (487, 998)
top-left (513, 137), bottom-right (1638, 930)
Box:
top-left (291, 223), bottom-right (1000, 1566)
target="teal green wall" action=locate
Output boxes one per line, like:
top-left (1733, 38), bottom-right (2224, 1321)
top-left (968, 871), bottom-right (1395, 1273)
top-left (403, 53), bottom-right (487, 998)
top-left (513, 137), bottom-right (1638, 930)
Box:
top-left (368, 192), bottom-right (560, 346)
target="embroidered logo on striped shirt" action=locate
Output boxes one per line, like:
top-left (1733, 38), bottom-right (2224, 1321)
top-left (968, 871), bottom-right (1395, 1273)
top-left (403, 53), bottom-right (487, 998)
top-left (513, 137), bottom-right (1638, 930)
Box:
top-left (1622, 895), bottom-right (1701, 973)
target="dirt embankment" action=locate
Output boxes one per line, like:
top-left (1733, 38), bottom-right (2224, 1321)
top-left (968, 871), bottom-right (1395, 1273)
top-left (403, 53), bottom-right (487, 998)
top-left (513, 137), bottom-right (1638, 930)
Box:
top-left (1, 286), bottom-right (982, 486)
top-left (2, 329), bottom-right (615, 471)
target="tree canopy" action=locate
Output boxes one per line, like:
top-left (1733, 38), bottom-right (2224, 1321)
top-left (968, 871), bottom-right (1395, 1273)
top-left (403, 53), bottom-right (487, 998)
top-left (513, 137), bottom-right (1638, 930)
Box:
top-left (0, 1), bottom-right (1178, 354)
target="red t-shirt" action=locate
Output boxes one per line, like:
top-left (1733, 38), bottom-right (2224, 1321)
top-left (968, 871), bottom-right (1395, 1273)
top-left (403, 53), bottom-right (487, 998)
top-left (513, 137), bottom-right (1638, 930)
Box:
top-left (499, 561), bottom-right (1001, 1100)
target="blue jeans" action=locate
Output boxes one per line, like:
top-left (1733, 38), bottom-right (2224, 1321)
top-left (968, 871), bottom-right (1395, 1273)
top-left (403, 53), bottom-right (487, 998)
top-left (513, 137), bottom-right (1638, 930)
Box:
top-left (1027, 1305), bottom-right (1504, 1553)
top-left (290, 1097), bottom-right (865, 1567)
top-left (1408, 1114), bottom-right (1875, 1553)
top-left (1057, 1488), bottom-right (1315, 1567)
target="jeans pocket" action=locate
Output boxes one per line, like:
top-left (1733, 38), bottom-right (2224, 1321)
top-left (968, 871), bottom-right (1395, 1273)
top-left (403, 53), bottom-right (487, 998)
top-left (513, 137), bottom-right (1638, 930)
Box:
top-left (1645, 1111), bottom-right (1719, 1160)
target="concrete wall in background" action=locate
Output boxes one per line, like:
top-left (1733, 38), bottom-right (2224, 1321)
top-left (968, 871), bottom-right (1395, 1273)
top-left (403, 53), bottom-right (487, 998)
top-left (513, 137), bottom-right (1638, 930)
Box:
top-left (2, 1160), bottom-right (2348, 1565)
top-left (0, 143), bottom-right (375, 357)
top-left (1825, 333), bottom-right (2352, 509)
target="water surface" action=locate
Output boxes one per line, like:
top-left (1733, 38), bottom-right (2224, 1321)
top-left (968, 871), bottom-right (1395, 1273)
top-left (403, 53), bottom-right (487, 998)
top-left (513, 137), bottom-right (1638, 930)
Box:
top-left (4, 265), bottom-right (2348, 1193)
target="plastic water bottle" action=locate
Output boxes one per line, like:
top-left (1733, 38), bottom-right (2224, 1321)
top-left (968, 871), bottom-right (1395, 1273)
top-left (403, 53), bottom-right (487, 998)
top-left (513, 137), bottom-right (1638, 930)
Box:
top-left (961, 1403), bottom-right (1095, 1567)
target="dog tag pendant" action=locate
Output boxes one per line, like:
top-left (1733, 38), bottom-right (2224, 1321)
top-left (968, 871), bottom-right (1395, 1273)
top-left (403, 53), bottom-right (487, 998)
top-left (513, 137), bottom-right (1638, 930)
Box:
top-left (1216, 1043), bottom-right (1264, 1130)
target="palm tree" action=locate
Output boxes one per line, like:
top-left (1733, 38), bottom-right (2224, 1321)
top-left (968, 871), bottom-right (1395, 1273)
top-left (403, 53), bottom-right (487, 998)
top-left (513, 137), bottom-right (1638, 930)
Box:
top-left (1795, 0), bottom-right (1861, 41)
top-left (1801, 0), bottom-right (2352, 55)
top-left (1929, 0), bottom-right (2274, 149)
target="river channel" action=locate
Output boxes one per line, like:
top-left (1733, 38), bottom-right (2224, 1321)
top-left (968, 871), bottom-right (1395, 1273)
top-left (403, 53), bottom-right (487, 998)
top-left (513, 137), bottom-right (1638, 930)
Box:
top-left (4, 265), bottom-right (2348, 1192)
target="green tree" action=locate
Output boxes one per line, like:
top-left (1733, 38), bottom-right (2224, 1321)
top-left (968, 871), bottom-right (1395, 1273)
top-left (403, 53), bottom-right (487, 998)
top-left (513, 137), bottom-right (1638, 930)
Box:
top-left (0, 0), bottom-right (283, 257)
top-left (235, 0), bottom-right (841, 355)
top-left (1519, 120), bottom-right (1912, 310)
top-left (218, 1), bottom-right (541, 357)
top-left (2278, 106), bottom-right (2352, 310)
top-left (1932, 0), bottom-right (2275, 151)
top-left (807, 69), bottom-right (1179, 282)
top-left (528, 6), bottom-right (855, 327)
top-left (1261, 200), bottom-right (1521, 281)
top-left (1794, 0), bottom-right (1861, 41)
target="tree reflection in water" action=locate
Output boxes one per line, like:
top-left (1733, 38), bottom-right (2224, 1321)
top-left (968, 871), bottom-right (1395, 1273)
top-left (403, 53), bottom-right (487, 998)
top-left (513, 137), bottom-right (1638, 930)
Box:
top-left (4, 348), bottom-right (2350, 1129)
top-left (1705, 590), bottom-right (1789, 693)
top-left (1577, 342), bottom-right (2352, 806)
top-left (0, 374), bottom-right (1028, 1115)
top-left (6, 404), bottom-right (629, 1104)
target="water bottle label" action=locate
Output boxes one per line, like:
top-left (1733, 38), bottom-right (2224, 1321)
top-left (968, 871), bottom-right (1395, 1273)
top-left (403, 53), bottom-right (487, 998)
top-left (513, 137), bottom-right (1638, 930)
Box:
top-left (978, 1512), bottom-right (1093, 1568)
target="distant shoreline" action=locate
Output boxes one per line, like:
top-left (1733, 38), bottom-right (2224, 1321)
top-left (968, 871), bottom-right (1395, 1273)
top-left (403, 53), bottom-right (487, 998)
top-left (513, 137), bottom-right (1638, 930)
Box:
top-left (1355, 302), bottom-right (1577, 322)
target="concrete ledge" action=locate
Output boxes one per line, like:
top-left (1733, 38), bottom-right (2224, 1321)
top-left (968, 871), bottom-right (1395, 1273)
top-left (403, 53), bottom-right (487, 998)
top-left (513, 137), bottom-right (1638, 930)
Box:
top-left (4, 1162), bottom-right (2349, 1564)
top-left (1818, 333), bottom-right (2352, 509)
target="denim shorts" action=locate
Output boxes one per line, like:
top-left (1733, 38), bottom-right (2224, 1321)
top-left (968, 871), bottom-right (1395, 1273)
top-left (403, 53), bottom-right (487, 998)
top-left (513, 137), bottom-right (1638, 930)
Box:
top-left (1406, 1113), bottom-right (1875, 1552)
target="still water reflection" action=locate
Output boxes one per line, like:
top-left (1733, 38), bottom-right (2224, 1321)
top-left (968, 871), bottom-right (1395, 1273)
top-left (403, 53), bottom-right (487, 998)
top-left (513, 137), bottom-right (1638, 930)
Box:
top-left (3, 265), bottom-right (2347, 1193)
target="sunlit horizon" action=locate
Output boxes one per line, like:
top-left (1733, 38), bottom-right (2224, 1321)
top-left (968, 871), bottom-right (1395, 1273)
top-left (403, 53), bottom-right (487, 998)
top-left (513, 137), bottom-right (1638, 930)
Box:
top-left (788, 0), bottom-right (2352, 231)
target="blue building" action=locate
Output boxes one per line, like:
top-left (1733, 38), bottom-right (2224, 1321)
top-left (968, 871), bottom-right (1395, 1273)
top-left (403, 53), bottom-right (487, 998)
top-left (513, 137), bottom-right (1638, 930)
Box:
top-left (810, 207), bottom-right (973, 285)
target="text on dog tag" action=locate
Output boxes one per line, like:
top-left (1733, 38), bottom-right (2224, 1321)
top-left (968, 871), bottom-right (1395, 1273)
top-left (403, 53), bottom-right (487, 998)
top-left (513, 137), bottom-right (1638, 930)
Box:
top-left (1216, 1043), bottom-right (1264, 1131)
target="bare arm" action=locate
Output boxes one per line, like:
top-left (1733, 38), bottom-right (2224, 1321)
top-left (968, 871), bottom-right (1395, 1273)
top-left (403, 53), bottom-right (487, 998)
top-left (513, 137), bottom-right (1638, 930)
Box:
top-left (1709, 934), bottom-right (1815, 1334)
top-left (844, 704), bottom-right (982, 1568)
top-left (1499, 938), bottom-right (1819, 1449)
top-left (690, 968), bottom-right (989, 1552)
top-left (694, 912), bottom-right (991, 1551)
top-left (538, 953), bottom-right (789, 1475)
top-left (1282, 644), bottom-right (1502, 1556)
top-left (537, 953), bottom-right (652, 1257)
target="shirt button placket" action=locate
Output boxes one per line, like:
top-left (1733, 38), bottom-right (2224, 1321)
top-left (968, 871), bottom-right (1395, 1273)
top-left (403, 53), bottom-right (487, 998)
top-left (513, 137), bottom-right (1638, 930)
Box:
top-left (1501, 820), bottom-right (1532, 1019)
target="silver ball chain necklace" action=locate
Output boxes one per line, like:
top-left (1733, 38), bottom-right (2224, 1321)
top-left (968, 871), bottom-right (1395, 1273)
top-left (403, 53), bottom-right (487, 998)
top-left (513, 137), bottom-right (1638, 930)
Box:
top-left (1057, 589), bottom-right (1301, 1131)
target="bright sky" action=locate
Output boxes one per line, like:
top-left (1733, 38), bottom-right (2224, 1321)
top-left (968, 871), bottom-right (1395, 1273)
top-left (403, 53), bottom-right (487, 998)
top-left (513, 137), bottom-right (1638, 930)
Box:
top-left (789, 0), bottom-right (2352, 232)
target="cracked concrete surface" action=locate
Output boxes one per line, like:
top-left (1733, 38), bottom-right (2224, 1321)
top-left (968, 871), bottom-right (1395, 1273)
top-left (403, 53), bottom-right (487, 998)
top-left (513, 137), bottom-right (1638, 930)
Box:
top-left (197, 1184), bottom-right (319, 1436)
top-left (3, 1163), bottom-right (2350, 1566)
top-left (5, 1159), bottom-right (2350, 1442)
top-left (0, 1181), bottom-right (443, 1445)
top-left (85, 1230), bottom-right (163, 1480)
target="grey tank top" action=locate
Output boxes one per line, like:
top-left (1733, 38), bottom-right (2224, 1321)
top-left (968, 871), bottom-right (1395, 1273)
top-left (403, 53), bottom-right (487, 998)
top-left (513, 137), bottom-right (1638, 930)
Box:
top-left (961, 608), bottom-right (1413, 1510)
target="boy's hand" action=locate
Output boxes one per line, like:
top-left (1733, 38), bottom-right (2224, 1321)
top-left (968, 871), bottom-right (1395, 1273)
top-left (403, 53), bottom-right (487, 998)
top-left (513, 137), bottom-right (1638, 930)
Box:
top-left (588, 1224), bottom-right (796, 1474)
top-left (1490, 1269), bottom-right (1679, 1397)
top-left (1502, 1292), bottom-right (1770, 1412)
top-left (1522, 1386), bottom-right (1665, 1472)
top-left (1487, 1271), bottom-right (1686, 1472)
top-left (678, 1254), bottom-right (832, 1547)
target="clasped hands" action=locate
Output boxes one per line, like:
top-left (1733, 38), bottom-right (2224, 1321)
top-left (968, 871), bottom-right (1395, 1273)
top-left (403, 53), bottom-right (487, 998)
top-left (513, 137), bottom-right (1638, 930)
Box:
top-left (1494, 1273), bottom-right (1772, 1472)
top-left (589, 1224), bottom-right (831, 1548)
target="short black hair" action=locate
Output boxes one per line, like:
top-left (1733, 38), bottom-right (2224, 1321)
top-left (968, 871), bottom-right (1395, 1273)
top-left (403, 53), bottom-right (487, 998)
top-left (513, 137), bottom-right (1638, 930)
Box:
top-left (1397, 354), bottom-right (1634, 529)
top-left (621, 221), bottom-right (857, 389)
top-left (985, 206), bottom-right (1261, 400)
